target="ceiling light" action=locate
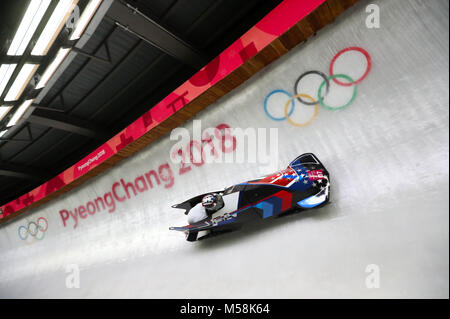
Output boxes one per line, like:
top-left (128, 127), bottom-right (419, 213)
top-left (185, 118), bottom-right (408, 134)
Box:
top-left (36, 48), bottom-right (71, 89)
top-left (70, 0), bottom-right (102, 40)
top-left (7, 0), bottom-right (51, 56)
top-left (0, 130), bottom-right (7, 138)
top-left (7, 99), bottom-right (34, 127)
top-left (0, 64), bottom-right (17, 96)
top-left (0, 106), bottom-right (12, 121)
top-left (4, 64), bottom-right (39, 102)
top-left (31, 0), bottom-right (79, 55)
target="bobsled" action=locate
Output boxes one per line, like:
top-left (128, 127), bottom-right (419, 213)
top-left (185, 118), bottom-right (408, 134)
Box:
top-left (170, 153), bottom-right (330, 241)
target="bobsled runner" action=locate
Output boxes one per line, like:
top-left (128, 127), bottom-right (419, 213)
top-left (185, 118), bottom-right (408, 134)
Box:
top-left (170, 153), bottom-right (330, 241)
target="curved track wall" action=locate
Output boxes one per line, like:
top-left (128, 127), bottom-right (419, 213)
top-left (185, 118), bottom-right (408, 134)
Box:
top-left (0, 0), bottom-right (448, 298)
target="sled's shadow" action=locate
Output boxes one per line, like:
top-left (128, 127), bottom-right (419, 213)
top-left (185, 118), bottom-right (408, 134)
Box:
top-left (195, 202), bottom-right (337, 250)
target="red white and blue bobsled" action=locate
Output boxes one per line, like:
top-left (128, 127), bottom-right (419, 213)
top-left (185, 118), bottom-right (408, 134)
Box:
top-left (170, 153), bottom-right (330, 241)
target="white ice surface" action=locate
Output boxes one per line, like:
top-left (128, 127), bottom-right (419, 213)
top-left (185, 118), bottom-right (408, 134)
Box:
top-left (0, 0), bottom-right (448, 298)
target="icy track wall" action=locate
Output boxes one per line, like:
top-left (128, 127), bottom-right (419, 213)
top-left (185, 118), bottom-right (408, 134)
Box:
top-left (0, 0), bottom-right (448, 298)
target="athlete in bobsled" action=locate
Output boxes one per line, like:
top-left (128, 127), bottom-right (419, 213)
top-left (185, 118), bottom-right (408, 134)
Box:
top-left (170, 153), bottom-right (330, 241)
top-left (187, 193), bottom-right (224, 224)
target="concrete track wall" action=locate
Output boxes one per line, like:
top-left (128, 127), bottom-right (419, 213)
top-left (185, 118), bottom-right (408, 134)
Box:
top-left (0, 0), bottom-right (448, 298)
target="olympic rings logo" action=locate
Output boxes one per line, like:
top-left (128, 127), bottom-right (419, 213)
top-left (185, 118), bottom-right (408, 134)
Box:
top-left (18, 217), bottom-right (48, 243)
top-left (264, 47), bottom-right (372, 127)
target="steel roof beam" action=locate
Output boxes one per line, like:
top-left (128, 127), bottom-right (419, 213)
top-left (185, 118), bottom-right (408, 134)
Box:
top-left (27, 110), bottom-right (109, 140)
top-left (0, 162), bottom-right (49, 180)
top-left (107, 1), bottom-right (208, 69)
top-left (0, 55), bottom-right (44, 64)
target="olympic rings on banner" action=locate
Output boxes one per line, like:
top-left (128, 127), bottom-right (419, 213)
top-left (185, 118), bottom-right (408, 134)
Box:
top-left (18, 217), bottom-right (48, 242)
top-left (263, 46), bottom-right (372, 126)
top-left (329, 46), bottom-right (372, 87)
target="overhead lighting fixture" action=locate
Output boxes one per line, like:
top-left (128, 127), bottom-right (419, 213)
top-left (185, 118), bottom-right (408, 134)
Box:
top-left (0, 130), bottom-right (7, 138)
top-left (0, 64), bottom-right (17, 96)
top-left (70, 0), bottom-right (102, 40)
top-left (7, 99), bottom-right (34, 127)
top-left (31, 0), bottom-right (79, 55)
top-left (36, 48), bottom-right (71, 89)
top-left (0, 106), bottom-right (12, 121)
top-left (4, 64), bottom-right (39, 102)
top-left (7, 0), bottom-right (51, 56)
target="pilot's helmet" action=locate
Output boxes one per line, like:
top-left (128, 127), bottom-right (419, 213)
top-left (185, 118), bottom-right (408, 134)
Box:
top-left (201, 194), bottom-right (217, 209)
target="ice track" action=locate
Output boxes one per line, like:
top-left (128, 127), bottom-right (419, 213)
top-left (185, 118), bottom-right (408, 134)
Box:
top-left (0, 0), bottom-right (448, 298)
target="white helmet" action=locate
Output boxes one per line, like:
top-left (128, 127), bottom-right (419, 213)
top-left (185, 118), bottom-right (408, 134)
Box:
top-left (201, 194), bottom-right (216, 208)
